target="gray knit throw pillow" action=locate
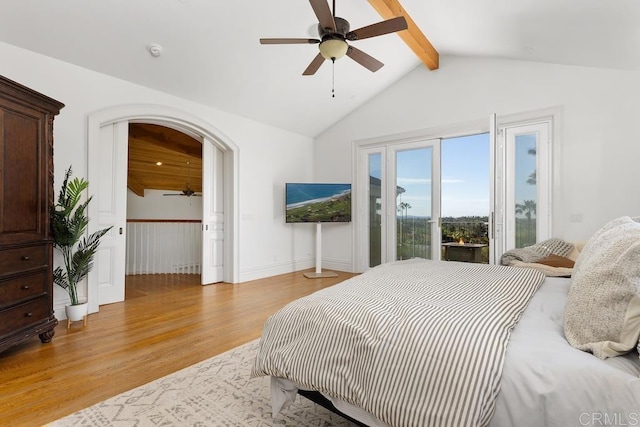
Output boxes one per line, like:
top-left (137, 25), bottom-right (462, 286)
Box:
top-left (563, 216), bottom-right (640, 359)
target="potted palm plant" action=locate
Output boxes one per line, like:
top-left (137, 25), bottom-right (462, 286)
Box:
top-left (51, 166), bottom-right (112, 321)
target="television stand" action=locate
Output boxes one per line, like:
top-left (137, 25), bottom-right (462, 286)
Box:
top-left (304, 270), bottom-right (338, 278)
top-left (304, 223), bottom-right (338, 279)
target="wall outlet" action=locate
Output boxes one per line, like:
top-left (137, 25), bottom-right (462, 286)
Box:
top-left (570, 213), bottom-right (583, 222)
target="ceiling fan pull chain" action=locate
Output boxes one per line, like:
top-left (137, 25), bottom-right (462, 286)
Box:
top-left (332, 58), bottom-right (336, 98)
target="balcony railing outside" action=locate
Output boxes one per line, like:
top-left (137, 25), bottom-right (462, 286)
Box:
top-left (396, 217), bottom-right (491, 263)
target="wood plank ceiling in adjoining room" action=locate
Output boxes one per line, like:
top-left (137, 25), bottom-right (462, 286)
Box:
top-left (127, 123), bottom-right (203, 197)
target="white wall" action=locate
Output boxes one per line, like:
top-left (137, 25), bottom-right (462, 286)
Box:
top-left (127, 189), bottom-right (202, 220)
top-left (315, 55), bottom-right (640, 271)
top-left (0, 42), bottom-right (316, 309)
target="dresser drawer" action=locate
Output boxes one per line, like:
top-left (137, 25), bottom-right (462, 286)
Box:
top-left (0, 245), bottom-right (47, 276)
top-left (0, 271), bottom-right (47, 307)
top-left (0, 297), bottom-right (50, 337)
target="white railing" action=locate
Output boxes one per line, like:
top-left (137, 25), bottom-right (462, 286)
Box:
top-left (126, 221), bottom-right (202, 275)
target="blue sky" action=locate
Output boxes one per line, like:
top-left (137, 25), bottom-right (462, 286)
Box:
top-left (440, 133), bottom-right (491, 217)
top-left (395, 133), bottom-right (490, 218)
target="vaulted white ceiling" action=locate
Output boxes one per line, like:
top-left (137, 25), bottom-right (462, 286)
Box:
top-left (1, 0), bottom-right (638, 137)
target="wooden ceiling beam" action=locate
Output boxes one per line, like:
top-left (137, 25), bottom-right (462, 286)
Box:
top-left (127, 173), bottom-right (146, 197)
top-left (367, 0), bottom-right (439, 70)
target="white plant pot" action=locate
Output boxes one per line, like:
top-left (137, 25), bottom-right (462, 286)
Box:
top-left (65, 302), bottom-right (88, 322)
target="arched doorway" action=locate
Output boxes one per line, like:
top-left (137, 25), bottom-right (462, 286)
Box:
top-left (86, 104), bottom-right (239, 313)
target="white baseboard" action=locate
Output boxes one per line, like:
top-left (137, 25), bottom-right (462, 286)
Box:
top-left (239, 258), bottom-right (314, 282)
top-left (321, 257), bottom-right (354, 274)
top-left (53, 296), bottom-right (68, 320)
top-left (239, 257), bottom-right (354, 283)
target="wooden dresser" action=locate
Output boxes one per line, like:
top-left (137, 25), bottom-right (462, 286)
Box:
top-left (0, 76), bottom-right (64, 354)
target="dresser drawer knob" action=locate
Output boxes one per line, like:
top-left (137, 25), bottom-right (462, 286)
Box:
top-left (22, 256), bottom-right (30, 261)
top-left (21, 285), bottom-right (30, 290)
top-left (25, 312), bottom-right (33, 318)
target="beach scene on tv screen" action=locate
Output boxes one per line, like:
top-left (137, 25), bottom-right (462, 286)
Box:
top-left (286, 183), bottom-right (351, 223)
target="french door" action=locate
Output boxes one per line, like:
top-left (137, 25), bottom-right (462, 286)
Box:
top-left (492, 121), bottom-right (551, 261)
top-left (358, 139), bottom-right (441, 270)
top-left (356, 116), bottom-right (552, 272)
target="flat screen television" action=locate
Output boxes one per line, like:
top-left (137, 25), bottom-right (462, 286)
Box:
top-left (285, 183), bottom-right (352, 223)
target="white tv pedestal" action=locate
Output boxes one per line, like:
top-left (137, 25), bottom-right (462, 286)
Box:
top-left (304, 223), bottom-right (338, 279)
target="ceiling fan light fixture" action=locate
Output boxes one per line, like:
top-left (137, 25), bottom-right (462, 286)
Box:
top-left (319, 39), bottom-right (348, 60)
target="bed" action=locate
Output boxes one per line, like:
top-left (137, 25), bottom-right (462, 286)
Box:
top-left (252, 216), bottom-right (640, 427)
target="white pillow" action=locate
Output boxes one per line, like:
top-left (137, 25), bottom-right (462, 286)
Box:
top-left (563, 216), bottom-right (640, 359)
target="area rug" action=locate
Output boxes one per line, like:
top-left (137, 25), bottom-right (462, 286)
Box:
top-left (48, 339), bottom-right (354, 426)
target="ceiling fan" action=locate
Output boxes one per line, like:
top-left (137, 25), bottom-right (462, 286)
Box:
top-left (163, 187), bottom-right (201, 197)
top-left (260, 0), bottom-right (408, 76)
top-left (163, 161), bottom-right (202, 197)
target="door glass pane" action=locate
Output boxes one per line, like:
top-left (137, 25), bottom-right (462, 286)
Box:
top-left (514, 134), bottom-right (537, 248)
top-left (441, 133), bottom-right (490, 263)
top-left (396, 148), bottom-right (432, 260)
top-left (369, 153), bottom-right (382, 267)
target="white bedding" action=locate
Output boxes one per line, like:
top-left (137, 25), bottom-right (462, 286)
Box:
top-left (492, 277), bottom-right (640, 427)
top-left (270, 276), bottom-right (640, 427)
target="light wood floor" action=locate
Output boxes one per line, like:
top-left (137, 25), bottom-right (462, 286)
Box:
top-left (0, 270), bottom-right (355, 426)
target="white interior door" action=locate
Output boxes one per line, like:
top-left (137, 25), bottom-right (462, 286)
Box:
top-left (201, 138), bottom-right (224, 284)
top-left (88, 121), bottom-right (128, 311)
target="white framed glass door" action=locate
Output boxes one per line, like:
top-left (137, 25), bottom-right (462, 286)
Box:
top-left (494, 121), bottom-right (551, 257)
top-left (390, 140), bottom-right (441, 263)
top-left (365, 148), bottom-right (385, 268)
top-left (357, 139), bottom-right (441, 270)
top-left (355, 114), bottom-right (554, 271)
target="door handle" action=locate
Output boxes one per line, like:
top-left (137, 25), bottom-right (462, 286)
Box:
top-left (490, 212), bottom-right (495, 240)
top-left (119, 227), bottom-right (123, 235)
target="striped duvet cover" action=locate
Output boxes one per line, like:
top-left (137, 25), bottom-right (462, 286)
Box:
top-left (251, 259), bottom-right (545, 427)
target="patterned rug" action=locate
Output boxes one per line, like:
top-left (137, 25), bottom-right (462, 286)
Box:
top-left (48, 339), bottom-right (354, 426)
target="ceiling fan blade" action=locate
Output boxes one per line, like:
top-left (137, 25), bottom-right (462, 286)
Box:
top-left (260, 38), bottom-right (320, 45)
top-left (346, 16), bottom-right (408, 41)
top-left (303, 53), bottom-right (326, 75)
top-left (309, 0), bottom-right (336, 32)
top-left (346, 46), bottom-right (384, 72)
